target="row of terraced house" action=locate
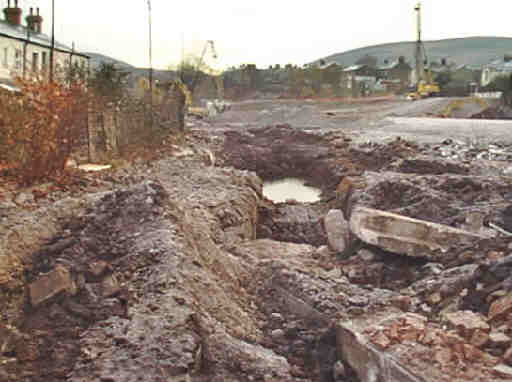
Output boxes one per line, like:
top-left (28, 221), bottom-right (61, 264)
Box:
top-left (0, 0), bottom-right (88, 88)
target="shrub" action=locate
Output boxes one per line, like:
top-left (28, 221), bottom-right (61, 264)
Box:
top-left (0, 78), bottom-right (88, 185)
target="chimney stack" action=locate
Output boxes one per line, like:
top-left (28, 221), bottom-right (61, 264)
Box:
top-left (25, 6), bottom-right (42, 33)
top-left (4, 0), bottom-right (22, 26)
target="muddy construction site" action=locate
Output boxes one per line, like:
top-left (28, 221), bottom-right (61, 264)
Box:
top-left (3, 97), bottom-right (512, 381)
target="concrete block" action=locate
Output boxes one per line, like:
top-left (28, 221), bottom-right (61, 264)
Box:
top-left (28, 265), bottom-right (73, 307)
top-left (349, 206), bottom-right (485, 259)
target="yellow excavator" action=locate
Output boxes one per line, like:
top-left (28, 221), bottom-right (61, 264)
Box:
top-left (407, 2), bottom-right (441, 100)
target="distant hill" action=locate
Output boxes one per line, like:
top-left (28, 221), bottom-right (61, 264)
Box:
top-left (84, 52), bottom-right (178, 84)
top-left (318, 37), bottom-right (512, 68)
top-left (84, 52), bottom-right (135, 71)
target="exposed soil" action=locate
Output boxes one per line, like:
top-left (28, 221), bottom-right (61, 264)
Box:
top-left (3, 97), bottom-right (512, 382)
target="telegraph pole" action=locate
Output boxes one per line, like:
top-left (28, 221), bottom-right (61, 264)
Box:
top-left (147, 0), bottom-right (153, 128)
top-left (49, 0), bottom-right (55, 82)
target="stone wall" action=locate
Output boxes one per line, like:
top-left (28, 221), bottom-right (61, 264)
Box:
top-left (88, 85), bottom-right (185, 162)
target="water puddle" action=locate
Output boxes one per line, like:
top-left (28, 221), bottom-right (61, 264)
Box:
top-left (263, 178), bottom-right (321, 203)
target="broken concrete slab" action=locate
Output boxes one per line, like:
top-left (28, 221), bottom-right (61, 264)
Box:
top-left (324, 209), bottom-right (350, 253)
top-left (28, 265), bottom-right (74, 308)
top-left (337, 309), bottom-right (433, 382)
top-left (349, 206), bottom-right (486, 259)
top-left (336, 308), bottom-right (497, 382)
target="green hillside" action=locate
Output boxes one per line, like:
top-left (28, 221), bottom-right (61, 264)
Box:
top-left (320, 37), bottom-right (512, 67)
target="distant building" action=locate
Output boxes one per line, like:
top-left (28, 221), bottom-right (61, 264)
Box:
top-left (0, 0), bottom-right (88, 84)
top-left (481, 56), bottom-right (512, 87)
top-left (377, 56), bottom-right (411, 92)
top-left (340, 64), bottom-right (377, 96)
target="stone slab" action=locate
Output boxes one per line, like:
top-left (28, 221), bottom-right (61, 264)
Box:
top-left (349, 206), bottom-right (486, 259)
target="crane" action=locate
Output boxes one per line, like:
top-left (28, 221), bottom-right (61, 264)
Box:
top-left (185, 40), bottom-right (228, 117)
top-left (189, 40), bottom-right (218, 94)
top-left (408, 2), bottom-right (441, 100)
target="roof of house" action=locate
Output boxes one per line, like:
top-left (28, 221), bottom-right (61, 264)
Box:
top-left (0, 19), bottom-right (88, 58)
top-left (378, 61), bottom-right (398, 70)
top-left (452, 64), bottom-right (481, 71)
top-left (318, 61), bottom-right (338, 70)
top-left (484, 59), bottom-right (512, 72)
top-left (343, 64), bottom-right (366, 72)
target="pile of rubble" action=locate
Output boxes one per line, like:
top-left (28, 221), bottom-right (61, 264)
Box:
top-left (4, 120), bottom-right (512, 381)
top-left (320, 167), bottom-right (512, 381)
top-left (427, 138), bottom-right (512, 165)
top-left (219, 124), bottom-right (512, 380)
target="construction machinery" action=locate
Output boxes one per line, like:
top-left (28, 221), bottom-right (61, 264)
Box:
top-left (184, 40), bottom-right (228, 118)
top-left (407, 2), bottom-right (441, 100)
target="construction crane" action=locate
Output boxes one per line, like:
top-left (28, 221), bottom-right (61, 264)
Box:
top-left (408, 2), bottom-right (441, 100)
top-left (186, 40), bottom-right (228, 117)
top-left (189, 40), bottom-right (218, 95)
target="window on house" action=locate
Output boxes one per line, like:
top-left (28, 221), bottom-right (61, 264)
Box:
top-left (15, 49), bottom-right (22, 70)
top-left (3, 48), bottom-right (7, 68)
top-left (32, 52), bottom-right (39, 72)
top-left (41, 52), bottom-right (47, 71)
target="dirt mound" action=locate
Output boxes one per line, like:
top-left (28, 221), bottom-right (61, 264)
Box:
top-left (350, 171), bottom-right (512, 229)
top-left (221, 124), bottom-right (338, 190)
top-left (258, 203), bottom-right (328, 246)
top-left (347, 138), bottom-right (420, 172)
top-left (384, 156), bottom-right (470, 175)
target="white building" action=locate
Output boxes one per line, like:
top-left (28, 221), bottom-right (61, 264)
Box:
top-left (481, 57), bottom-right (512, 87)
top-left (0, 0), bottom-right (88, 84)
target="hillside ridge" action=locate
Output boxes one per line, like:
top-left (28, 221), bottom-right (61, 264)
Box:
top-left (319, 36), bottom-right (512, 67)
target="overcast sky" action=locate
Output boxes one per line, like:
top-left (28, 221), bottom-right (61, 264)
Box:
top-left (11, 0), bottom-right (512, 69)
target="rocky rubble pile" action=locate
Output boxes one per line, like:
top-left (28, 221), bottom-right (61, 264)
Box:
top-left (220, 123), bottom-right (512, 381)
top-left (320, 162), bottom-right (512, 381)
